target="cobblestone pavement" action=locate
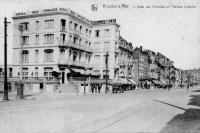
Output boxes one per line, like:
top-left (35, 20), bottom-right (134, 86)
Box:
top-left (0, 87), bottom-right (200, 133)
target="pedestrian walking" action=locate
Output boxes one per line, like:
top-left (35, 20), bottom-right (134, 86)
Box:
top-left (187, 84), bottom-right (189, 91)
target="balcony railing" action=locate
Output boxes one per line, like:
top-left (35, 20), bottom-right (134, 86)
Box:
top-left (60, 26), bottom-right (66, 32)
top-left (58, 41), bottom-right (93, 53)
top-left (74, 30), bottom-right (80, 36)
top-left (58, 59), bottom-right (86, 67)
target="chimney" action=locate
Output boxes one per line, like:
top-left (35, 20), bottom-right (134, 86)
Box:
top-left (140, 46), bottom-right (143, 51)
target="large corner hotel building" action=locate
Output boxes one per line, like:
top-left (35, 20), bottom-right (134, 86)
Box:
top-left (12, 8), bottom-right (134, 83)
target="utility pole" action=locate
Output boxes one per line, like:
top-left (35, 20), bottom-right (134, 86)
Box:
top-left (180, 70), bottom-right (183, 88)
top-left (137, 50), bottom-right (140, 89)
top-left (105, 52), bottom-right (109, 93)
top-left (17, 24), bottom-right (24, 99)
top-left (168, 65), bottom-right (171, 89)
top-left (3, 17), bottom-right (10, 101)
top-left (187, 73), bottom-right (190, 91)
top-left (84, 68), bottom-right (86, 94)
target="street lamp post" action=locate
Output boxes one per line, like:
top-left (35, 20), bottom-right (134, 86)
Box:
top-left (105, 52), bottom-right (109, 93)
top-left (168, 65), bottom-right (171, 90)
top-left (137, 50), bottom-right (140, 89)
top-left (180, 70), bottom-right (183, 88)
top-left (3, 17), bottom-right (10, 101)
top-left (17, 24), bottom-right (24, 99)
top-left (84, 68), bottom-right (86, 94)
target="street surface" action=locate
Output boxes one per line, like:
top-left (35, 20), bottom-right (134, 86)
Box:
top-left (0, 87), bottom-right (200, 133)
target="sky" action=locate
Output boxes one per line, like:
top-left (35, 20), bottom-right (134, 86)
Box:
top-left (0, 0), bottom-right (199, 70)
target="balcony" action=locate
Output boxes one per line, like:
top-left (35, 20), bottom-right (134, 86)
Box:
top-left (74, 30), bottom-right (80, 36)
top-left (58, 41), bottom-right (93, 53)
top-left (115, 47), bottom-right (120, 53)
top-left (60, 26), bottom-right (66, 32)
top-left (58, 41), bottom-right (85, 51)
top-left (118, 43), bottom-right (133, 53)
top-left (58, 59), bottom-right (86, 67)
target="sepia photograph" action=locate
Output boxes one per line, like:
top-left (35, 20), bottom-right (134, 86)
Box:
top-left (0, 0), bottom-right (199, 132)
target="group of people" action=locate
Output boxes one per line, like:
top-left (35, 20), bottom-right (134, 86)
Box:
top-left (90, 84), bottom-right (102, 93)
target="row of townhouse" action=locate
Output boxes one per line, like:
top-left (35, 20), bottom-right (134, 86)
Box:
top-left (12, 8), bottom-right (134, 84)
top-left (183, 69), bottom-right (200, 86)
top-left (132, 46), bottom-right (181, 87)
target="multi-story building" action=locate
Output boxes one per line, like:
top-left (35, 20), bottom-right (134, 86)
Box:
top-left (118, 36), bottom-right (134, 79)
top-left (0, 65), bottom-right (13, 78)
top-left (91, 19), bottom-right (121, 80)
top-left (12, 8), bottom-right (94, 84)
top-left (12, 8), bottom-right (136, 85)
top-left (145, 50), bottom-right (158, 80)
top-left (132, 46), bottom-right (149, 84)
top-left (156, 52), bottom-right (174, 85)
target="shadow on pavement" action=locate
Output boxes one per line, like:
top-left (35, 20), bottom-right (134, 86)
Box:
top-left (158, 93), bottom-right (200, 133)
top-left (192, 90), bottom-right (200, 93)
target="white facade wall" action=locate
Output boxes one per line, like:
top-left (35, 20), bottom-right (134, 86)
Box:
top-left (91, 24), bottom-right (120, 79)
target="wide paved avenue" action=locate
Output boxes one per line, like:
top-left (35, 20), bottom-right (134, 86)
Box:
top-left (0, 87), bottom-right (200, 133)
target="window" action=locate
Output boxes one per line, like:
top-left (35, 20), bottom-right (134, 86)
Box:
top-left (22, 36), bottom-right (29, 45)
top-left (44, 49), bottom-right (53, 62)
top-left (22, 50), bottom-right (29, 63)
top-left (72, 51), bottom-right (78, 61)
top-left (79, 39), bottom-right (82, 45)
top-left (74, 23), bottom-right (78, 31)
top-left (95, 30), bottom-right (100, 37)
top-left (9, 68), bottom-right (12, 77)
top-left (79, 52), bottom-right (81, 61)
top-left (35, 67), bottom-right (38, 79)
top-left (104, 54), bottom-right (109, 66)
top-left (69, 21), bottom-right (73, 30)
top-left (44, 34), bottom-right (54, 44)
top-left (85, 41), bottom-right (88, 46)
top-left (60, 34), bottom-right (65, 43)
top-left (103, 41), bottom-right (110, 49)
top-left (94, 55), bottom-right (100, 64)
top-left (104, 29), bottom-right (110, 37)
top-left (44, 20), bottom-right (54, 29)
top-left (22, 68), bottom-right (28, 79)
top-left (94, 42), bottom-right (100, 48)
top-left (35, 21), bottom-right (39, 30)
top-left (21, 22), bottom-right (29, 31)
top-left (86, 29), bottom-right (88, 36)
top-left (88, 54), bottom-right (91, 62)
top-left (60, 49), bottom-right (65, 60)
top-left (35, 35), bottom-right (39, 45)
top-left (0, 68), bottom-right (2, 77)
top-left (44, 67), bottom-right (53, 80)
top-left (35, 50), bottom-right (39, 63)
top-left (80, 26), bottom-right (82, 33)
top-left (61, 19), bottom-right (66, 30)
top-left (73, 37), bottom-right (78, 44)
top-left (89, 30), bottom-right (91, 37)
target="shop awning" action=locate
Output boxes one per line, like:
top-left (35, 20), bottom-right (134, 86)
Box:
top-left (117, 77), bottom-right (128, 84)
top-left (127, 78), bottom-right (137, 85)
top-left (145, 80), bottom-right (152, 85)
top-left (152, 80), bottom-right (160, 85)
top-left (71, 68), bottom-right (85, 74)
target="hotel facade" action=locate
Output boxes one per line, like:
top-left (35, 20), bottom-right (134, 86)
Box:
top-left (12, 8), bottom-right (134, 84)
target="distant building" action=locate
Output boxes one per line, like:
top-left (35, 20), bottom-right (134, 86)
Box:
top-left (132, 46), bottom-right (149, 84)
